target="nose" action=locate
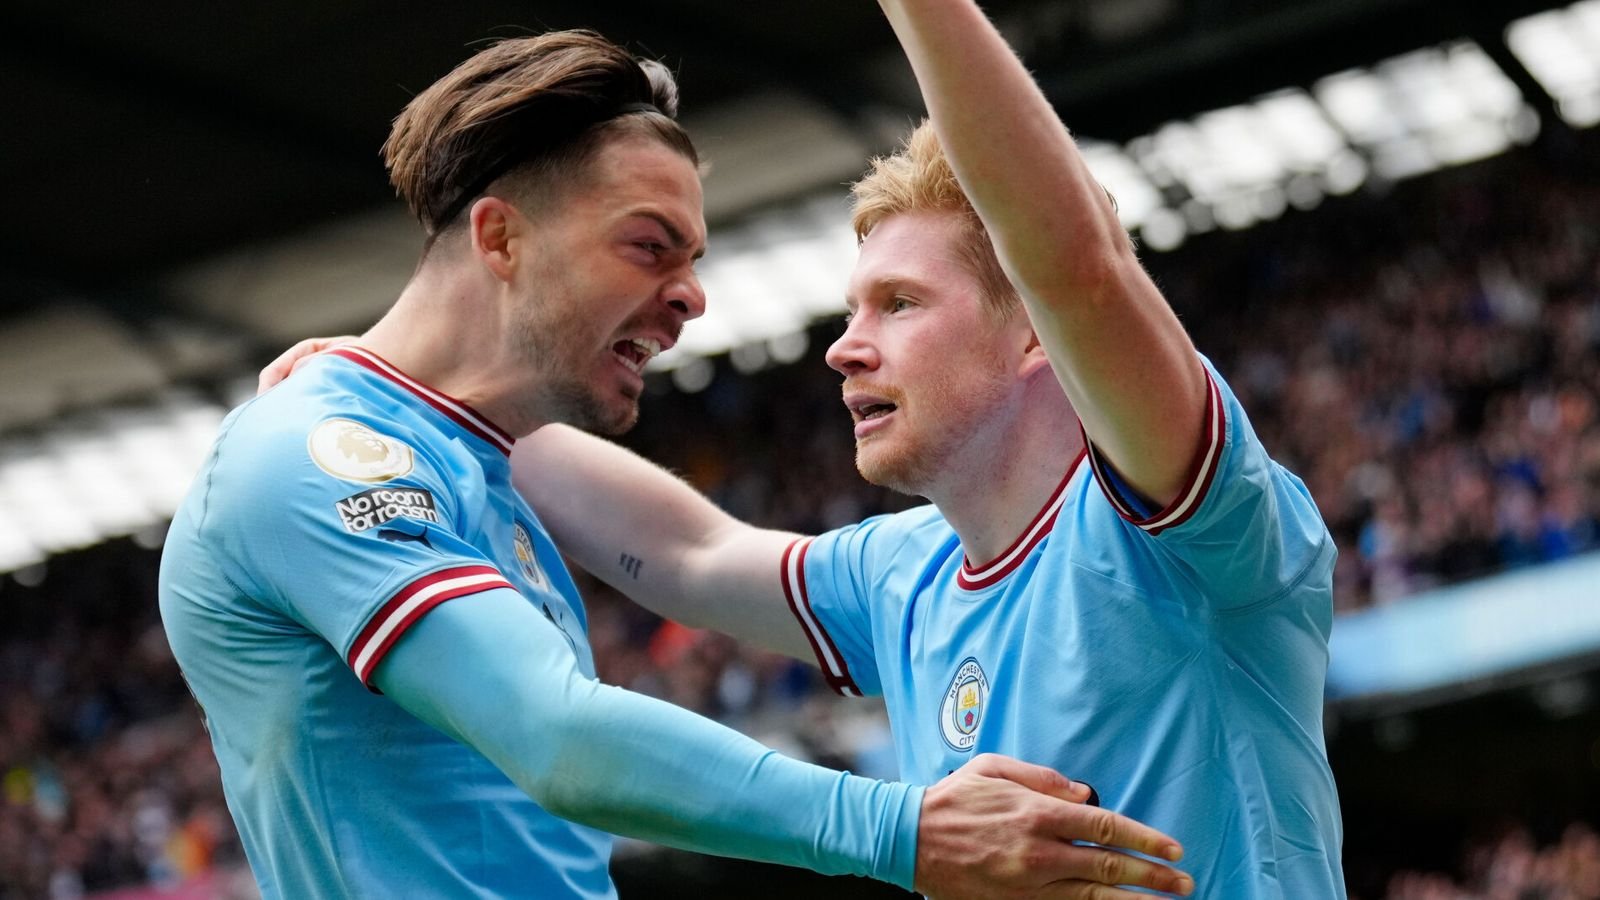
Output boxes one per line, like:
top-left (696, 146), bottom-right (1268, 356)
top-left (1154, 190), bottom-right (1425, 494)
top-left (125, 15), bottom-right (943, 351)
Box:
top-left (825, 314), bottom-right (879, 376)
top-left (662, 269), bottom-right (707, 322)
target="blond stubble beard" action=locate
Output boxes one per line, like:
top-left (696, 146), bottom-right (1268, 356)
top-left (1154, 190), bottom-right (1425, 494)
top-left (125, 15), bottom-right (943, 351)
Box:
top-left (852, 350), bottom-right (1015, 497)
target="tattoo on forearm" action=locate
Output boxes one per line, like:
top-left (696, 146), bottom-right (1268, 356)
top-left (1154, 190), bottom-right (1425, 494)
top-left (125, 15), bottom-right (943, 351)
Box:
top-left (619, 552), bottom-right (643, 580)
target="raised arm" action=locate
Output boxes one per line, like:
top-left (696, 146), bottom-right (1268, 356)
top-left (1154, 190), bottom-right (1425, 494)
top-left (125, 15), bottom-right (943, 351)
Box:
top-left (514, 424), bottom-right (812, 660)
top-left (879, 0), bottom-right (1208, 507)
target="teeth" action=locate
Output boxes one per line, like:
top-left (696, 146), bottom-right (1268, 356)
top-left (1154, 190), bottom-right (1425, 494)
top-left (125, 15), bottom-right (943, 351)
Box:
top-left (853, 402), bottom-right (896, 420)
top-left (614, 338), bottom-right (660, 375)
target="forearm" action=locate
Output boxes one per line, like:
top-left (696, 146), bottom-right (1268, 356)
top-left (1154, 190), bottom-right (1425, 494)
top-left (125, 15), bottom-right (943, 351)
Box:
top-left (541, 682), bottom-right (918, 882)
top-left (378, 590), bottom-right (921, 887)
top-left (516, 426), bottom-right (743, 614)
top-left (878, 0), bottom-right (1127, 296)
top-left (514, 426), bottom-right (812, 657)
top-left (880, 0), bottom-right (1207, 504)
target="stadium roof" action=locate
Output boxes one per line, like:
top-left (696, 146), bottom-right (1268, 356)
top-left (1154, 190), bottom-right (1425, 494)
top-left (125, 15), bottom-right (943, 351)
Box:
top-left (2, 0), bottom-right (1598, 571)
top-left (1, 0), bottom-right (1574, 314)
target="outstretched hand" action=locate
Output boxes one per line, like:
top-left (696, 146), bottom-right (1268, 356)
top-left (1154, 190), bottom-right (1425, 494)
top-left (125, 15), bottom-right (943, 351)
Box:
top-left (915, 754), bottom-right (1192, 899)
top-left (256, 335), bottom-right (358, 394)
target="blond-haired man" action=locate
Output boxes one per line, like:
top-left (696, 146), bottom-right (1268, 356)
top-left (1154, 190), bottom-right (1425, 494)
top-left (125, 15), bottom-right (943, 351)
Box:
top-left (169, 27), bottom-right (1190, 900)
top-left (511, 4), bottom-right (1347, 897)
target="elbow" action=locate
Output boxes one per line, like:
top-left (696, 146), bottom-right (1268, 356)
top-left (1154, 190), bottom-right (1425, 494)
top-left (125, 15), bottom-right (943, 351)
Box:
top-left (484, 676), bottom-right (603, 820)
top-left (512, 711), bottom-right (595, 826)
top-left (1074, 246), bottom-right (1138, 304)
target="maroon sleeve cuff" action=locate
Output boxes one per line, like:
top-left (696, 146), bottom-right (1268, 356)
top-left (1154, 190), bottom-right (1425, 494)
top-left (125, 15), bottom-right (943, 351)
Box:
top-left (779, 538), bottom-right (863, 697)
top-left (1084, 368), bottom-right (1227, 536)
top-left (347, 564), bottom-right (515, 691)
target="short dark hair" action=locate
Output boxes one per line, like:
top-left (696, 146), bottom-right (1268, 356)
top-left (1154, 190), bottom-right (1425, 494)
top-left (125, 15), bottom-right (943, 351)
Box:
top-left (383, 30), bottom-right (697, 238)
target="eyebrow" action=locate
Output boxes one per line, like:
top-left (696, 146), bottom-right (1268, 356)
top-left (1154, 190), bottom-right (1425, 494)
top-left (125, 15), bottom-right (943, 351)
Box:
top-left (634, 211), bottom-right (707, 261)
top-left (844, 276), bottom-right (929, 310)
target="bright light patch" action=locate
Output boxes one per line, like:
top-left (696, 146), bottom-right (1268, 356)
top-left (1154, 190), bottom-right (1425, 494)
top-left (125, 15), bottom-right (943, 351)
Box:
top-left (1256, 90), bottom-right (1348, 170)
top-left (1315, 42), bottom-right (1529, 181)
top-left (1080, 142), bottom-right (1164, 229)
top-left (1509, 1), bottom-right (1600, 128)
top-left (1140, 207), bottom-right (1188, 252)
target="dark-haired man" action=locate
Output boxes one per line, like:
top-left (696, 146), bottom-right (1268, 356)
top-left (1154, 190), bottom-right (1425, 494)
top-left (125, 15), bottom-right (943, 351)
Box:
top-left (166, 29), bottom-right (1190, 900)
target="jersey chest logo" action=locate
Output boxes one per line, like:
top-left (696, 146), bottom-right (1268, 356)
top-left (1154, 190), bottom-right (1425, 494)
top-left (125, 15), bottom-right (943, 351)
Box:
top-left (513, 521), bottom-right (551, 592)
top-left (939, 657), bottom-right (990, 752)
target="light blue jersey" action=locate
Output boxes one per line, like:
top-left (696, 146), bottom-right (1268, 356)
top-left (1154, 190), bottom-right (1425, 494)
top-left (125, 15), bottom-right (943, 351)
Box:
top-left (784, 361), bottom-right (1346, 898)
top-left (160, 347), bottom-right (614, 899)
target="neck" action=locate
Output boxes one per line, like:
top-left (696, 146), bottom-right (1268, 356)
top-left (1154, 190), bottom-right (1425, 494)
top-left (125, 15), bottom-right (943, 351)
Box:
top-left (925, 389), bottom-right (1083, 568)
top-left (358, 264), bottom-right (547, 438)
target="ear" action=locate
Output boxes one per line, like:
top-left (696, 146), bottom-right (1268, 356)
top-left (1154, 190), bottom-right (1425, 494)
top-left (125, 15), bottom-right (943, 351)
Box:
top-left (469, 197), bottom-right (525, 283)
top-left (1017, 325), bottom-right (1054, 380)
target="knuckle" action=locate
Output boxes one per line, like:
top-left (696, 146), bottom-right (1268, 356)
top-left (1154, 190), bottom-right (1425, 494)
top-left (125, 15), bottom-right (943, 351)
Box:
top-left (1091, 812), bottom-right (1119, 847)
top-left (1028, 804), bottom-right (1056, 835)
top-left (1093, 849), bottom-right (1123, 885)
top-left (1018, 842), bottom-right (1050, 874)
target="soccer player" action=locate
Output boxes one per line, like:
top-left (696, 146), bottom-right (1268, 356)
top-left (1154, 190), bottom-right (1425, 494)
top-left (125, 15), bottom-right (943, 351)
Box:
top-left (514, 3), bottom-right (1346, 896)
top-left (169, 27), bottom-right (1193, 900)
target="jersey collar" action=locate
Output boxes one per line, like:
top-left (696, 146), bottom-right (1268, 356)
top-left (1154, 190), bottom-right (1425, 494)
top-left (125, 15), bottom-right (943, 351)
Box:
top-left (327, 346), bottom-right (516, 456)
top-left (956, 450), bottom-right (1087, 591)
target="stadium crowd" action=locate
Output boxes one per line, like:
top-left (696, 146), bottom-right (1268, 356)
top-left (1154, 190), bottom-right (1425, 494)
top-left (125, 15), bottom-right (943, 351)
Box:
top-left (1364, 823), bottom-right (1600, 900)
top-left (0, 551), bottom-right (245, 899)
top-left (621, 130), bottom-right (1600, 615)
top-left (1, 130), bottom-right (1597, 896)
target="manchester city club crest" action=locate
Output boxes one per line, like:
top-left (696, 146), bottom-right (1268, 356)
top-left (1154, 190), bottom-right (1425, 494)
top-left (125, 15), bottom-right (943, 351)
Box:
top-left (513, 522), bottom-right (551, 591)
top-left (307, 418), bottom-right (414, 483)
top-left (939, 657), bottom-right (990, 752)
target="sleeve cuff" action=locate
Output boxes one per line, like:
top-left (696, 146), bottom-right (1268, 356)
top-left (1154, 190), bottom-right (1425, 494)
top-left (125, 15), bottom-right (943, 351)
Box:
top-left (347, 564), bottom-right (515, 690)
top-left (779, 537), bottom-right (863, 697)
top-left (1085, 367), bottom-right (1227, 536)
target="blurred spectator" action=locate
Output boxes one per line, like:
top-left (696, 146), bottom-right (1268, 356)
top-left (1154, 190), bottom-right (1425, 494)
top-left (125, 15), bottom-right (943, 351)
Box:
top-left (0, 596), bottom-right (244, 898)
top-left (1368, 823), bottom-right (1600, 900)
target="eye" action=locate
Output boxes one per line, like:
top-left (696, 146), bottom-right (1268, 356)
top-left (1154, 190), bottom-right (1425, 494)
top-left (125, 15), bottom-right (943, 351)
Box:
top-left (635, 241), bottom-right (666, 257)
top-left (889, 295), bottom-right (915, 313)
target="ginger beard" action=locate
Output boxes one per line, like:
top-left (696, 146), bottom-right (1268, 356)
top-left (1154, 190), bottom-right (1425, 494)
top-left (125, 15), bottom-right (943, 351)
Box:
top-left (849, 337), bottom-right (1015, 497)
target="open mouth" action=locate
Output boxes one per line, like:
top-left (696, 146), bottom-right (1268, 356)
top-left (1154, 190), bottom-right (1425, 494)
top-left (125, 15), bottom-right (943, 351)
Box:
top-left (611, 337), bottom-right (660, 375)
top-left (852, 401), bottom-right (898, 422)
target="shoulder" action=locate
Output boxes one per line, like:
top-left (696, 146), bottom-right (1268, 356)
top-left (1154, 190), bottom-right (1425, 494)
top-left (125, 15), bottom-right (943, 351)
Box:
top-left (812, 503), bottom-right (955, 577)
top-left (842, 503), bottom-right (949, 549)
top-left (211, 368), bottom-right (453, 511)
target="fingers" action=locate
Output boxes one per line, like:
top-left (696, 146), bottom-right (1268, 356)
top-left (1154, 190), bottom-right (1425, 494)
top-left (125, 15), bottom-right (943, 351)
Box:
top-left (1034, 881), bottom-right (1185, 900)
top-left (1047, 801), bottom-right (1183, 864)
top-left (1052, 843), bottom-right (1193, 896)
top-left (958, 753), bottom-right (1183, 862)
top-left (965, 752), bottom-right (1094, 805)
top-left (256, 336), bottom-right (357, 394)
top-left (999, 838), bottom-right (1191, 896)
top-left (918, 755), bottom-right (1193, 900)
top-left (257, 339), bottom-right (319, 394)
